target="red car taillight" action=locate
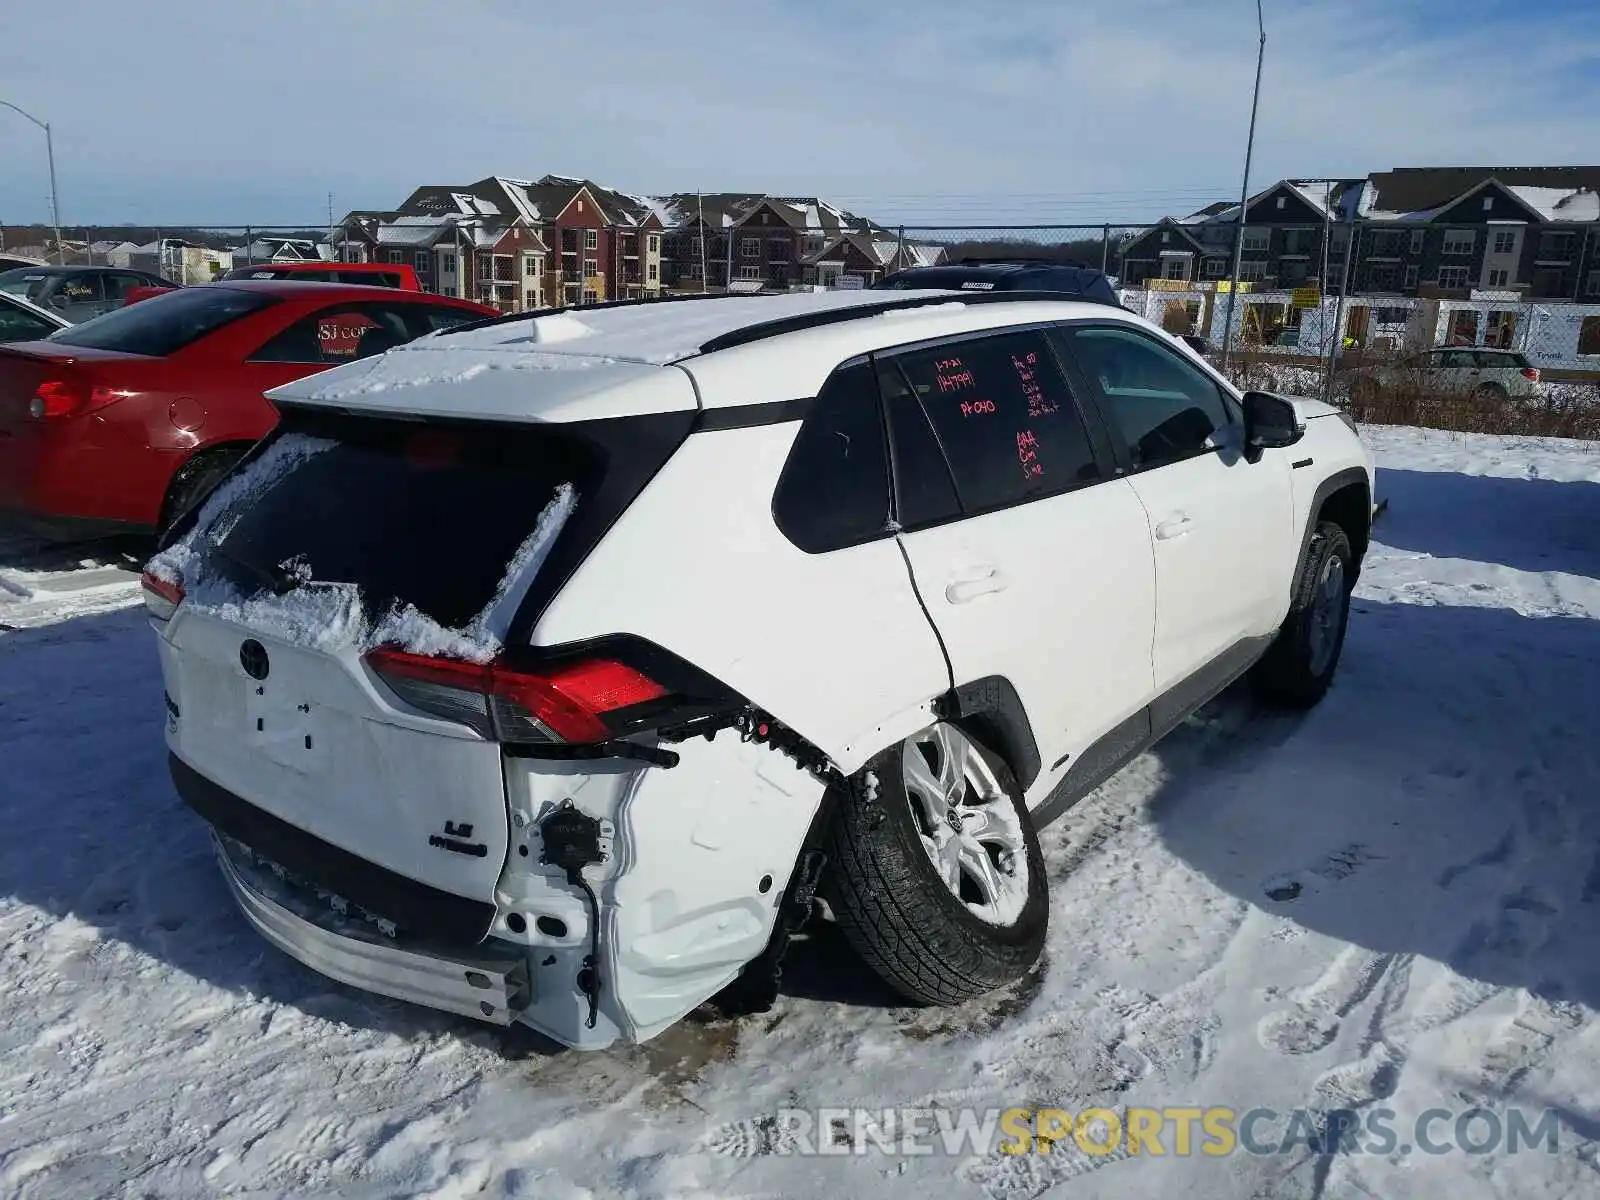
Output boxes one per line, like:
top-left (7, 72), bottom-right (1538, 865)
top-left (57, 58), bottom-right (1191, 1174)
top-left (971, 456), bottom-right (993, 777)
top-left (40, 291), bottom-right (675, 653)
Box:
top-left (364, 646), bottom-right (669, 744)
top-left (1521, 366), bottom-right (1540, 382)
top-left (141, 571), bottom-right (185, 621)
top-left (29, 379), bottom-right (127, 419)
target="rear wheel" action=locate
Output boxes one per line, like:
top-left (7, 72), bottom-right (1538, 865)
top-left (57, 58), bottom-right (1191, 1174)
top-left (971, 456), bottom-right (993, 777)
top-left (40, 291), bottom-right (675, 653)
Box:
top-left (824, 721), bottom-right (1047, 1005)
top-left (1252, 521), bottom-right (1354, 709)
top-left (160, 446), bottom-right (245, 535)
top-left (1472, 382), bottom-right (1508, 403)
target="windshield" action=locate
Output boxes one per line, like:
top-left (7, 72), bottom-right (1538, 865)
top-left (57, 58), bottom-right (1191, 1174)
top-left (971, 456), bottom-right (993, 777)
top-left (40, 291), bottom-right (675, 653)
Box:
top-left (0, 269), bottom-right (51, 301)
top-left (47, 286), bottom-right (276, 356)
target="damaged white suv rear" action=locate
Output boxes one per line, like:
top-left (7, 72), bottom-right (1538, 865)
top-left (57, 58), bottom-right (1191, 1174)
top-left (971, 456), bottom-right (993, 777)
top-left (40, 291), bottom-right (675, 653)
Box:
top-left (146, 290), bottom-right (1375, 1049)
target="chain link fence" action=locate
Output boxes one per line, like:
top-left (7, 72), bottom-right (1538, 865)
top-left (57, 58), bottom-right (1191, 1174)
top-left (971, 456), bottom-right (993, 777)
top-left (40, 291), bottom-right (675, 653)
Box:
top-left (6, 217), bottom-right (1597, 414)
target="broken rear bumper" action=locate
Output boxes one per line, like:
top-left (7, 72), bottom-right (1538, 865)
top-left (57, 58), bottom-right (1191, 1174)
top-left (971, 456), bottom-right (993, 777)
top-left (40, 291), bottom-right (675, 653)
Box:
top-left (213, 834), bottom-right (531, 1026)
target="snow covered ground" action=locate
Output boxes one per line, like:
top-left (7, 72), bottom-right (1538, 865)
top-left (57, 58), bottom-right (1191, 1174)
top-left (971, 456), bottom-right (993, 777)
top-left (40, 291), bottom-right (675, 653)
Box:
top-left (4, 425), bottom-right (1600, 1198)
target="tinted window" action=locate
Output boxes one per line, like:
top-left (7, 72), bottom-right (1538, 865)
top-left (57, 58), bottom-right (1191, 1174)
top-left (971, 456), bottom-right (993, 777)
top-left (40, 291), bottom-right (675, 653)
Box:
top-left (53, 273), bottom-right (102, 304)
top-left (1060, 325), bottom-right (1233, 469)
top-left (0, 299), bottom-right (59, 342)
top-left (47, 286), bottom-right (276, 356)
top-left (875, 358), bottom-right (960, 528)
top-left (211, 421), bottom-right (598, 630)
top-left (888, 328), bottom-right (1099, 513)
top-left (772, 362), bottom-right (890, 553)
top-left (415, 305), bottom-right (481, 334)
top-left (338, 270), bottom-right (403, 287)
top-left (0, 268), bottom-right (50, 299)
top-left (101, 272), bottom-right (146, 302)
top-left (1438, 349), bottom-right (1477, 368)
top-left (250, 302), bottom-right (418, 364)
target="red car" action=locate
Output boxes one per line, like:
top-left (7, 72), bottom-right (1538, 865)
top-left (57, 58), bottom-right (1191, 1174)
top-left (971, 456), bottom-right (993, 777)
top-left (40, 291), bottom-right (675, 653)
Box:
top-left (219, 261), bottom-right (423, 290)
top-left (0, 280), bottom-right (496, 541)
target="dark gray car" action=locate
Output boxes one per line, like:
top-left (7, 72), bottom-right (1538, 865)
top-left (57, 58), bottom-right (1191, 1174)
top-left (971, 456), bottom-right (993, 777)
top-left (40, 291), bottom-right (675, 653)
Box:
top-left (0, 265), bottom-right (178, 324)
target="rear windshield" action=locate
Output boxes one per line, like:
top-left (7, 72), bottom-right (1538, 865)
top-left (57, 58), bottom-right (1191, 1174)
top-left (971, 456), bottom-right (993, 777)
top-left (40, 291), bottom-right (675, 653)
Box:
top-left (209, 419), bottom-right (599, 631)
top-left (48, 286), bottom-right (275, 356)
top-left (0, 268), bottom-right (52, 301)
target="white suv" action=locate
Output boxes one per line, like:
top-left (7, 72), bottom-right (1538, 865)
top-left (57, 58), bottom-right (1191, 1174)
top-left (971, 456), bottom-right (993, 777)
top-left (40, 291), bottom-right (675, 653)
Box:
top-left (144, 290), bottom-right (1376, 1049)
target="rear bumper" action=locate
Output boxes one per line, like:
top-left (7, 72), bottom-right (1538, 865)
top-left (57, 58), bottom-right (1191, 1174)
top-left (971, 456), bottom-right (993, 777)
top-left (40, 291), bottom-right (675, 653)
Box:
top-left (214, 834), bottom-right (531, 1025)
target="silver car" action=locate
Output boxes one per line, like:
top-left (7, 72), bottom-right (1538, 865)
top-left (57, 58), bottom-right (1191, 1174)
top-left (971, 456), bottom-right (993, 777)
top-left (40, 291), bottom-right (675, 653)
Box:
top-left (0, 265), bottom-right (177, 324)
top-left (1352, 347), bottom-right (1541, 402)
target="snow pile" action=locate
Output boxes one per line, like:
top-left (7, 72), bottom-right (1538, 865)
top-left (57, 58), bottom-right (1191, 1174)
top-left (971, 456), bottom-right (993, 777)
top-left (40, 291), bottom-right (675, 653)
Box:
top-left (147, 437), bottom-right (577, 662)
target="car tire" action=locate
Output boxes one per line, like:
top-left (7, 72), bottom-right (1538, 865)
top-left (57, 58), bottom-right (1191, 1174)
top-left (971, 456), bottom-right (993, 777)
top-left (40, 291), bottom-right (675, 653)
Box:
top-left (1251, 521), bottom-right (1354, 709)
top-left (824, 721), bottom-right (1048, 1006)
top-left (1472, 382), bottom-right (1508, 403)
top-left (160, 446), bottom-right (245, 535)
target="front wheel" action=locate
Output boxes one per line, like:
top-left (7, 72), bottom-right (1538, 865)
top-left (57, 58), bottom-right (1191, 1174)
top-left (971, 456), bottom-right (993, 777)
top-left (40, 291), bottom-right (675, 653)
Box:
top-left (824, 721), bottom-right (1047, 1006)
top-left (1251, 521), bottom-right (1354, 709)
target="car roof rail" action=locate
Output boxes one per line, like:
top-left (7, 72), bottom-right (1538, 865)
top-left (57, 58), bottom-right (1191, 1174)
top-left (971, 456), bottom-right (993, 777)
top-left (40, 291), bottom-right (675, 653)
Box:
top-left (696, 290), bottom-right (1108, 355)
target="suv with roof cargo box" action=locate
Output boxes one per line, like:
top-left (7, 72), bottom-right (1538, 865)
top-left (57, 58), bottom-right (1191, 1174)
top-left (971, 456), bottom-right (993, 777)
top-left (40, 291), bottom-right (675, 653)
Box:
top-left (145, 289), bottom-right (1375, 1048)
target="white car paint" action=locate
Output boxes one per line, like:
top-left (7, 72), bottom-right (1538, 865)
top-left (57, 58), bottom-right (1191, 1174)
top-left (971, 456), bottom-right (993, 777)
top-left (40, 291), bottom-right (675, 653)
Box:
top-left (156, 290), bottom-right (1376, 1049)
top-left (0, 289), bottom-right (70, 339)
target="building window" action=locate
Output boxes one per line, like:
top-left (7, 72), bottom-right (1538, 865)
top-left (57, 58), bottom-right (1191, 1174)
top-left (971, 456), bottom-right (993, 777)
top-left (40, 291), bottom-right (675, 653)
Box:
top-left (1487, 268), bottom-right (1509, 288)
top-left (648, 262), bottom-right (658, 281)
top-left (476, 253), bottom-right (492, 278)
top-left (584, 258), bottom-right (598, 278)
top-left (1201, 257), bottom-right (1227, 279)
top-left (1404, 265), bottom-right (1419, 289)
top-left (584, 229), bottom-right (598, 250)
top-left (1586, 270), bottom-right (1600, 298)
top-left (1533, 267), bottom-right (1568, 295)
top-left (741, 237), bottom-right (760, 259)
top-left (1369, 263), bottom-right (1399, 291)
top-left (1537, 231), bottom-right (1575, 261)
top-left (439, 252), bottom-right (456, 273)
top-left (647, 234), bottom-right (660, 254)
top-left (525, 255), bottom-right (539, 277)
top-left (1492, 230), bottom-right (1517, 255)
top-left (1441, 229), bottom-right (1475, 256)
top-left (1409, 229), bottom-right (1424, 255)
top-left (1579, 316), bottom-right (1600, 355)
top-left (1239, 260), bottom-right (1267, 282)
top-left (526, 291), bottom-right (539, 309)
top-left (385, 248), bottom-right (406, 263)
top-left (1241, 228), bottom-right (1269, 253)
top-left (738, 265), bottom-right (762, 280)
top-left (1437, 265), bottom-right (1471, 288)
top-left (1482, 195), bottom-right (1494, 211)
top-left (414, 251), bottom-right (429, 273)
top-left (583, 288), bottom-right (599, 304)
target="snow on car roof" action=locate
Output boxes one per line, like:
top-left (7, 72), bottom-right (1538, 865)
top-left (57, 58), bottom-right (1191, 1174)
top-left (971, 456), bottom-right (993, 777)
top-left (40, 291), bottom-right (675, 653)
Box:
top-left (269, 289), bottom-right (1124, 423)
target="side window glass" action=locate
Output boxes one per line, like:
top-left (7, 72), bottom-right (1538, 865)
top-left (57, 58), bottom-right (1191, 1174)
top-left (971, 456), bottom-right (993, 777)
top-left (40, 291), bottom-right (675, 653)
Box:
top-left (56, 274), bottom-right (103, 304)
top-left (875, 358), bottom-right (960, 529)
top-left (772, 362), bottom-right (890, 553)
top-left (102, 273), bottom-right (142, 302)
top-left (0, 304), bottom-right (56, 341)
top-left (889, 328), bottom-right (1099, 513)
top-left (1061, 325), bottom-right (1232, 470)
top-left (249, 303), bottom-right (413, 364)
top-left (415, 305), bottom-right (483, 334)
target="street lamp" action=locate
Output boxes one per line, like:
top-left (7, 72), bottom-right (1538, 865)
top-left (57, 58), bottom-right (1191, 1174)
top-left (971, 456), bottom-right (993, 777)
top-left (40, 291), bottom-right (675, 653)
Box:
top-left (0, 100), bottom-right (63, 265)
top-left (1219, 0), bottom-right (1267, 373)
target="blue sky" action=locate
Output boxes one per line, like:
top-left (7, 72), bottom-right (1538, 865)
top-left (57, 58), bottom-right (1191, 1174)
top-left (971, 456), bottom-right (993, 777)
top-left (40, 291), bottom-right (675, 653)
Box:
top-left (2, 0), bottom-right (1597, 231)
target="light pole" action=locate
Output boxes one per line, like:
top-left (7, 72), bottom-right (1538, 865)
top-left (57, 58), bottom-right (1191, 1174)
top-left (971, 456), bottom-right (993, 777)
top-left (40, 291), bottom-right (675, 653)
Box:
top-left (0, 100), bottom-right (63, 265)
top-left (1219, 0), bottom-right (1266, 373)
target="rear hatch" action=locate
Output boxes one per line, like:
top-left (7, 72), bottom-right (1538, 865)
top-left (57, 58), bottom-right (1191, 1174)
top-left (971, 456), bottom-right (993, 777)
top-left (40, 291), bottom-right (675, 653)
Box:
top-left (157, 413), bottom-right (615, 913)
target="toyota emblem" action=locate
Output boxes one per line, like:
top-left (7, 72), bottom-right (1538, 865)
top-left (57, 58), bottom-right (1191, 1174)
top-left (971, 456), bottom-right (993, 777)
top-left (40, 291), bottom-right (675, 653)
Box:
top-left (239, 639), bottom-right (270, 681)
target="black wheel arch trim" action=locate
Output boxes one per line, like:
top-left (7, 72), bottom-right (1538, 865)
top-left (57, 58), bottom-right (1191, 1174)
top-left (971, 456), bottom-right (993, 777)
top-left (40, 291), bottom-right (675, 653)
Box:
top-left (934, 675), bottom-right (1042, 790)
top-left (1300, 466), bottom-right (1371, 577)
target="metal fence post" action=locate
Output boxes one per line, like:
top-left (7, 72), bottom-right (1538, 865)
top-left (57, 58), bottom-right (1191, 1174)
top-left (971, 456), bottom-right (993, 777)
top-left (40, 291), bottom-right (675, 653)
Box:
top-left (245, 225), bottom-right (253, 267)
top-left (1322, 218), bottom-right (1358, 405)
top-left (1101, 224), bottom-right (1110, 274)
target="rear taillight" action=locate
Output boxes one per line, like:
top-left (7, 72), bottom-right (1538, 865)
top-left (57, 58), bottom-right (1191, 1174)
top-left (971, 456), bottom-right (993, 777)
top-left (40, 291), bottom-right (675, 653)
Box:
top-left (364, 646), bottom-right (669, 744)
top-left (1521, 366), bottom-right (1540, 382)
top-left (141, 571), bottom-right (184, 621)
top-left (29, 379), bottom-right (127, 419)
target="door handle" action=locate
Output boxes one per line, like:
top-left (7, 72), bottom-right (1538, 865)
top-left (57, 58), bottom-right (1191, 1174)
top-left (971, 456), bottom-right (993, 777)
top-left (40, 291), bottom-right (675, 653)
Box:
top-left (945, 568), bottom-right (1007, 604)
top-left (1154, 515), bottom-right (1194, 540)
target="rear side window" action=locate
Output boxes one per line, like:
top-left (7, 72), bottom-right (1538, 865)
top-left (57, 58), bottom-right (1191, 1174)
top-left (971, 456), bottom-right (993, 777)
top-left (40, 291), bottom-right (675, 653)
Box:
top-left (212, 420), bottom-right (599, 631)
top-left (772, 362), bottom-right (890, 553)
top-left (339, 270), bottom-right (403, 287)
top-left (886, 329), bottom-right (1100, 514)
top-left (0, 300), bottom-right (59, 342)
top-left (47, 287), bottom-right (276, 356)
top-left (876, 358), bottom-right (960, 529)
